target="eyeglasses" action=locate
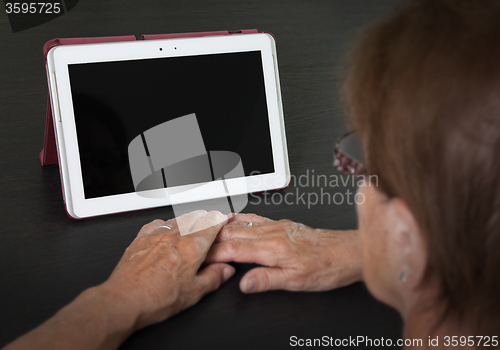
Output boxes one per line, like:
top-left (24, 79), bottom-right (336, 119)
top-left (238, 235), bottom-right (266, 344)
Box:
top-left (333, 130), bottom-right (368, 176)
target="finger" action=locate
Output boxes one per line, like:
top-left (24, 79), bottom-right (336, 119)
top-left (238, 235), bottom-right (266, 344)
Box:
top-left (188, 211), bottom-right (228, 238)
top-left (228, 213), bottom-right (273, 224)
top-left (137, 219), bottom-right (165, 238)
top-left (239, 267), bottom-right (288, 293)
top-left (194, 263), bottom-right (235, 296)
top-left (216, 218), bottom-right (286, 242)
top-left (176, 210), bottom-right (208, 234)
top-left (205, 239), bottom-right (279, 266)
top-left (215, 221), bottom-right (267, 242)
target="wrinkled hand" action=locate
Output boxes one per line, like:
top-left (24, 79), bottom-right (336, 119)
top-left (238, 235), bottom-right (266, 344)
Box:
top-left (99, 210), bottom-right (235, 330)
top-left (206, 213), bottom-right (362, 293)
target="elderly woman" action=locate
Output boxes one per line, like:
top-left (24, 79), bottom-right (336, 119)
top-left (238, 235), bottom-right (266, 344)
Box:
top-left (5, 0), bottom-right (499, 349)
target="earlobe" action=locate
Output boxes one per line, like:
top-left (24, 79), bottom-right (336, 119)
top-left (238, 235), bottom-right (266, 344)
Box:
top-left (389, 199), bottom-right (428, 290)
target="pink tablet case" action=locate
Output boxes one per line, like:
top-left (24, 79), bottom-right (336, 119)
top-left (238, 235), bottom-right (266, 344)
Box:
top-left (39, 29), bottom-right (259, 166)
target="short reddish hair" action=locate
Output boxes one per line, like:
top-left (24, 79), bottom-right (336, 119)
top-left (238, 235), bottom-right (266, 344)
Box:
top-left (344, 0), bottom-right (500, 333)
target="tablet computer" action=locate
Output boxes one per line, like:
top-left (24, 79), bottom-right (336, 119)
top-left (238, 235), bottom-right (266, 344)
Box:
top-left (46, 33), bottom-right (290, 219)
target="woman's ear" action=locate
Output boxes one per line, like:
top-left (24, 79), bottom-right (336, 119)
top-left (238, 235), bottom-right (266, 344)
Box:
top-left (388, 198), bottom-right (428, 291)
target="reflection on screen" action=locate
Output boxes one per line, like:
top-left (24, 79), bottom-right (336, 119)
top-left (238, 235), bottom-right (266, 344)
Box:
top-left (68, 51), bottom-right (275, 199)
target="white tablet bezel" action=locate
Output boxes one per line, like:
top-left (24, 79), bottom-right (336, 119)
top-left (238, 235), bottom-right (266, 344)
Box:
top-left (46, 33), bottom-right (289, 219)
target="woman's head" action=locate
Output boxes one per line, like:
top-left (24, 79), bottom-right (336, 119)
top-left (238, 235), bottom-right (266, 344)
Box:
top-left (346, 0), bottom-right (500, 332)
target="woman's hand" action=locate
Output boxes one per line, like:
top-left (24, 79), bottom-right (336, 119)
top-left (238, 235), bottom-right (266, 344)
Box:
top-left (100, 210), bottom-right (235, 330)
top-left (205, 213), bottom-right (362, 293)
top-left (4, 210), bottom-right (235, 350)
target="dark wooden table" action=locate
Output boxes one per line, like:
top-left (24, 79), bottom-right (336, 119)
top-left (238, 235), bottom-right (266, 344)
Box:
top-left (0, 1), bottom-right (403, 349)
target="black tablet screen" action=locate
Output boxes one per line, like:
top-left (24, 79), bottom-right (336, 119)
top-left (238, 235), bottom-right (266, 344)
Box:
top-left (68, 51), bottom-right (275, 199)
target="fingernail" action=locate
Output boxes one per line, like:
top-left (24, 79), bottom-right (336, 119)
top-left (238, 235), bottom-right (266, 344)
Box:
top-left (242, 278), bottom-right (256, 293)
top-left (223, 266), bottom-right (235, 282)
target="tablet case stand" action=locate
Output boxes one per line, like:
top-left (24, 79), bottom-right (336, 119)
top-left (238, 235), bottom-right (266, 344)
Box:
top-left (39, 29), bottom-right (260, 166)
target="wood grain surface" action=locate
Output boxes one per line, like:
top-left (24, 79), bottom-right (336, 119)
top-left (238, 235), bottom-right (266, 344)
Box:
top-left (0, 1), bottom-right (403, 349)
